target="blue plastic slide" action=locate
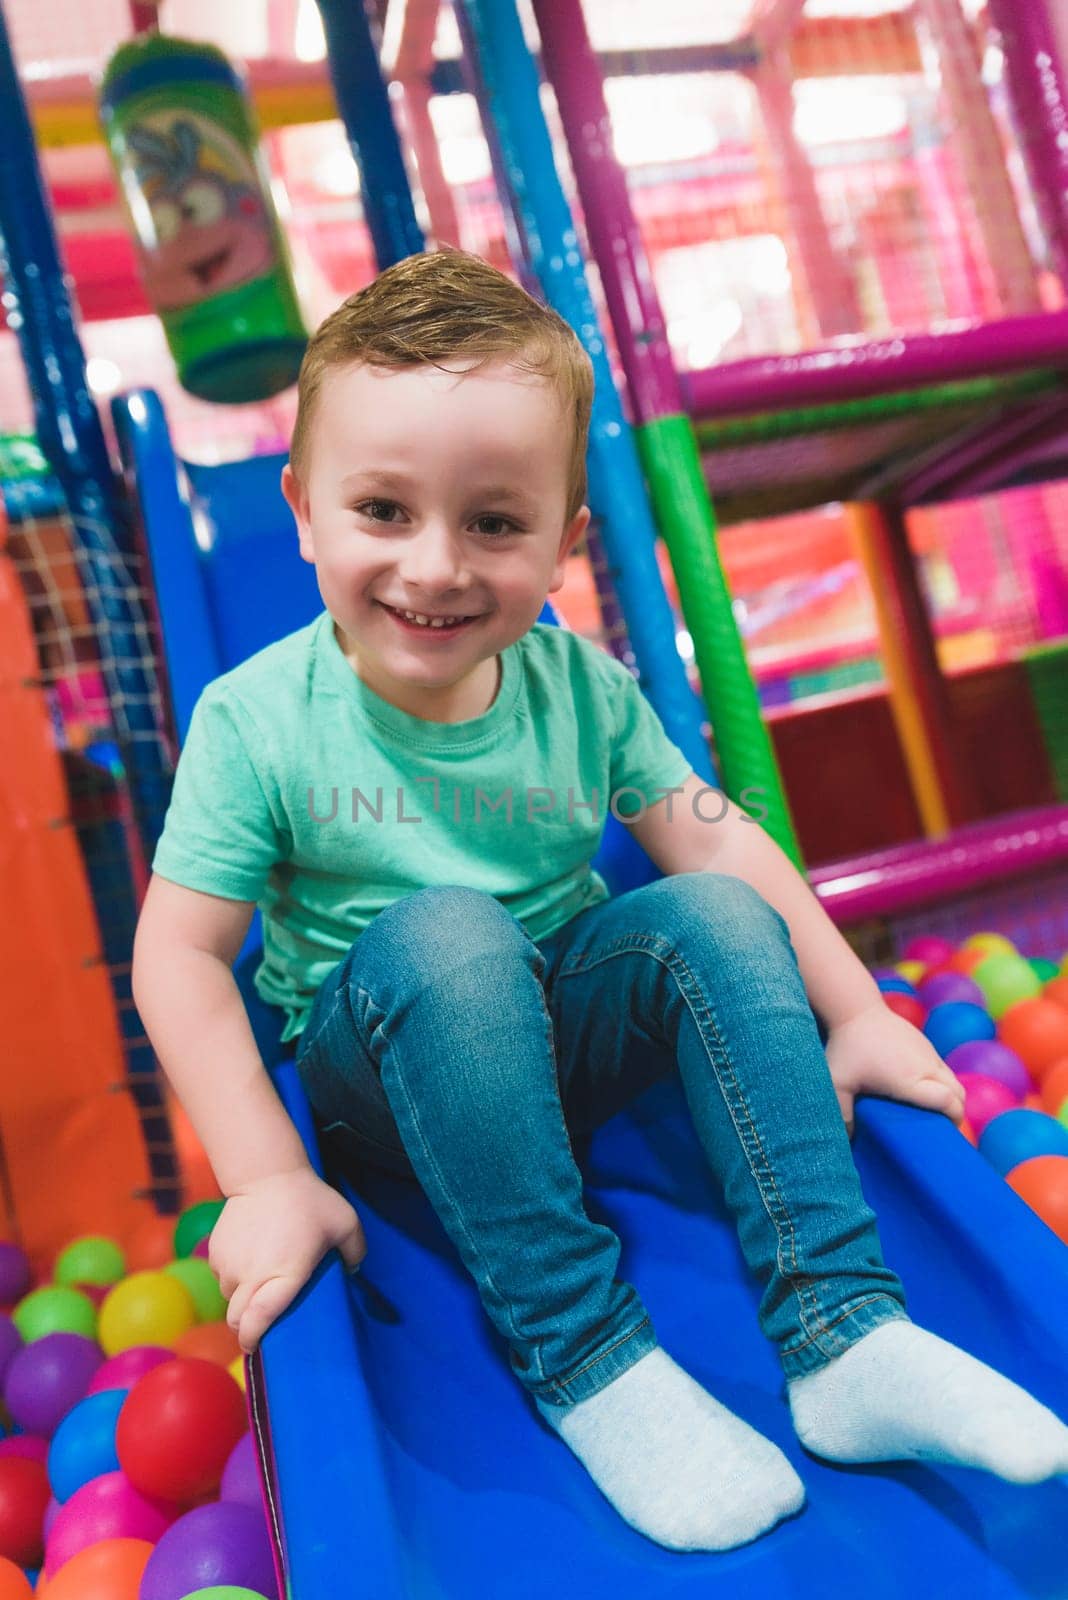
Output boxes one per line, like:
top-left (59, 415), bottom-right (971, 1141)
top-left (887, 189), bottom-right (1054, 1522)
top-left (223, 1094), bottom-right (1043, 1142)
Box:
top-left (116, 390), bottom-right (1068, 1599)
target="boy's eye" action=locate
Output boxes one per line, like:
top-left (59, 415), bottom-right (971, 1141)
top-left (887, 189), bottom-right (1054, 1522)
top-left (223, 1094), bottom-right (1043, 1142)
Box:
top-left (358, 499), bottom-right (404, 523)
top-left (472, 514), bottom-right (518, 538)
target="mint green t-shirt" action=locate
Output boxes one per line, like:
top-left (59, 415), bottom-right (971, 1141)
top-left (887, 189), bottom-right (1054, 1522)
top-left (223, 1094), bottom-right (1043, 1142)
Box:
top-left (152, 612), bottom-right (694, 1044)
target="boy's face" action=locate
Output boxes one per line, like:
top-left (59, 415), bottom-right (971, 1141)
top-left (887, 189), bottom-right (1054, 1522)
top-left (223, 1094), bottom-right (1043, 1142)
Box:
top-left (282, 358), bottom-right (589, 721)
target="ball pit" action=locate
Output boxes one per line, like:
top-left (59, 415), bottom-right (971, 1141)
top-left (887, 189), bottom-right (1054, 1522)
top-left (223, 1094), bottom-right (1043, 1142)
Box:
top-left (1007, 1156), bottom-right (1068, 1244)
top-left (978, 1109), bottom-right (1068, 1176)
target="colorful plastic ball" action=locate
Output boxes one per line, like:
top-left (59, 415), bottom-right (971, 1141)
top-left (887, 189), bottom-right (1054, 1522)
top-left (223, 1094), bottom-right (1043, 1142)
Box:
top-left (962, 932), bottom-right (1017, 958)
top-left (3, 1335), bottom-right (103, 1438)
top-left (955, 1073), bottom-right (1018, 1136)
top-left (163, 1260), bottom-right (227, 1325)
top-left (875, 974), bottom-right (917, 997)
top-left (54, 1239), bottom-right (125, 1291)
top-left (1039, 1058), bottom-right (1068, 1117)
top-left (219, 1435), bottom-right (258, 1509)
top-left (917, 972), bottom-right (984, 1010)
top-left (0, 1458), bottom-right (49, 1567)
top-left (40, 1535), bottom-right (152, 1600)
top-left (959, 1117), bottom-right (978, 1146)
top-left (977, 1108), bottom-right (1068, 1176)
top-left (998, 998), bottom-right (1068, 1079)
top-left (1045, 975), bottom-right (1068, 1013)
top-left (0, 1555), bottom-right (33, 1598)
top-left (970, 954), bottom-right (1042, 1019)
top-left (944, 947), bottom-right (990, 977)
top-left (174, 1322), bottom-right (242, 1369)
top-left (924, 1002), bottom-right (996, 1059)
top-left (116, 1358), bottom-right (246, 1506)
top-left (1007, 1155), bottom-right (1068, 1245)
top-left (903, 935), bottom-right (955, 967)
top-left (86, 1346), bottom-right (172, 1397)
top-left (0, 1441), bottom-right (46, 1466)
top-left (47, 1389), bottom-right (126, 1504)
top-left (0, 1319), bottom-right (20, 1390)
top-left (174, 1203), bottom-right (226, 1262)
top-left (125, 1216), bottom-right (179, 1274)
top-left (43, 1471), bottom-right (175, 1579)
top-left (946, 1039), bottom-right (1031, 1101)
top-left (228, 1357), bottom-right (247, 1394)
top-left (181, 1590), bottom-right (272, 1599)
top-left (10, 1288), bottom-right (95, 1346)
top-left (1031, 958), bottom-right (1062, 983)
top-left (0, 1249), bottom-right (30, 1309)
top-left (139, 1502), bottom-right (278, 1600)
top-left (98, 1272), bottom-right (196, 1356)
top-left (895, 959), bottom-right (927, 986)
top-left (882, 992), bottom-right (926, 1028)
top-left (193, 1237), bottom-right (212, 1262)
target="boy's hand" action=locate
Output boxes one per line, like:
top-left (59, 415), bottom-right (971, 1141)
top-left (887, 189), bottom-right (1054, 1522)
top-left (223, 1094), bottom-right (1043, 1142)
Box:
top-left (824, 1001), bottom-right (966, 1137)
top-left (208, 1167), bottom-right (367, 1354)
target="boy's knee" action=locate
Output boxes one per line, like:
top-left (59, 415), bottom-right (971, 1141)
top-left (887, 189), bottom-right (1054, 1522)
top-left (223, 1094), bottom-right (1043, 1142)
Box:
top-left (354, 885), bottom-right (529, 977)
top-left (644, 872), bottom-right (789, 949)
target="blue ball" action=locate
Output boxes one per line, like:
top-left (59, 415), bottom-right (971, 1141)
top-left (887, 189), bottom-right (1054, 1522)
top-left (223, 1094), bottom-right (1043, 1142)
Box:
top-left (978, 1109), bottom-right (1068, 1177)
top-left (47, 1386), bottom-right (126, 1503)
top-left (875, 975), bottom-right (918, 997)
top-left (923, 1001), bottom-right (996, 1059)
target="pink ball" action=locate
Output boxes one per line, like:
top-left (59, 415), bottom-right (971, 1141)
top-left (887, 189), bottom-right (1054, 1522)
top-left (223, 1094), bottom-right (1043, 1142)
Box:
top-left (44, 1494), bottom-right (61, 1538)
top-left (85, 1344), bottom-right (173, 1397)
top-left (0, 1435), bottom-right (49, 1464)
top-left (192, 1237), bottom-right (212, 1262)
top-left (956, 1072), bottom-right (1019, 1135)
top-left (44, 1468), bottom-right (177, 1578)
top-left (903, 935), bottom-right (956, 968)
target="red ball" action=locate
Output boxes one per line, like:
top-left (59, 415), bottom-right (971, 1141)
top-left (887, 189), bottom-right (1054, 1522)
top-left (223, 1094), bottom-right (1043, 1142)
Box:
top-left (883, 992), bottom-right (926, 1028)
top-left (0, 1456), bottom-right (50, 1568)
top-left (115, 1357), bottom-right (246, 1506)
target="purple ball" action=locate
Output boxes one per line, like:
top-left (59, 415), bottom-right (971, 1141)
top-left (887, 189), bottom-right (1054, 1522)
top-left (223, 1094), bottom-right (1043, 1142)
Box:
top-left (0, 1313), bottom-right (22, 1387)
top-left (139, 1501), bottom-right (279, 1600)
top-left (2, 1332), bottom-right (103, 1437)
top-left (220, 1431), bottom-right (261, 1508)
top-left (946, 1039), bottom-right (1031, 1101)
top-left (918, 972), bottom-right (985, 1010)
top-left (0, 1243), bottom-right (30, 1306)
top-left (44, 1494), bottom-right (61, 1538)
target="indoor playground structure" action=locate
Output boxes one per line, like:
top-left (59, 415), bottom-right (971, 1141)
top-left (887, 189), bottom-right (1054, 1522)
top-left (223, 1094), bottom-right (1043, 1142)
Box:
top-left (3, 0), bottom-right (1068, 1595)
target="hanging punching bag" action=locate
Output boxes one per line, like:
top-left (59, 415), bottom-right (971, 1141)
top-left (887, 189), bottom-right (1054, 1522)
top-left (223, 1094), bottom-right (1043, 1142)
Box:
top-left (99, 34), bottom-right (308, 404)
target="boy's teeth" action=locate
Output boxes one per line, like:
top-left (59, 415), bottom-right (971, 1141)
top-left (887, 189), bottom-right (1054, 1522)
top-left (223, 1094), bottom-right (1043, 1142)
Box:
top-left (398, 609), bottom-right (463, 627)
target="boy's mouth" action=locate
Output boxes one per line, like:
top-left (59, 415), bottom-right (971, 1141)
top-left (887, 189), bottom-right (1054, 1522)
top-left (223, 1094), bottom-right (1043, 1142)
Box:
top-left (378, 602), bottom-right (482, 637)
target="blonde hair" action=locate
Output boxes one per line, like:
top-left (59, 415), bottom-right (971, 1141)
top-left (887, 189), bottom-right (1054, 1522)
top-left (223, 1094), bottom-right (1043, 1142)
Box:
top-left (290, 249), bottom-right (594, 521)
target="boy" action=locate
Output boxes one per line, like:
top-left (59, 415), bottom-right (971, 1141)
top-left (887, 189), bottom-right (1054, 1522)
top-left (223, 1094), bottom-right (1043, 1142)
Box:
top-left (133, 249), bottom-right (1068, 1554)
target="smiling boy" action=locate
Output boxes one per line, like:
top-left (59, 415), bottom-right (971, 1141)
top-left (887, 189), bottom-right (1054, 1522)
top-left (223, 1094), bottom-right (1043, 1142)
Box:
top-left (133, 250), bottom-right (1068, 1555)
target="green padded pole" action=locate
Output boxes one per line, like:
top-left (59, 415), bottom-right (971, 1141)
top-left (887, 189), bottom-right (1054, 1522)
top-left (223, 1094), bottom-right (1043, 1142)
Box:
top-left (637, 413), bottom-right (804, 868)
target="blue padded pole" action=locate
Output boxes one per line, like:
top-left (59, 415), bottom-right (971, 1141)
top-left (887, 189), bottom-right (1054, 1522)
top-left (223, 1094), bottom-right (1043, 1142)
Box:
top-left (0, 4), bottom-right (172, 855)
top-left (314, 0), bottom-right (426, 266)
top-left (455, 0), bottom-right (713, 780)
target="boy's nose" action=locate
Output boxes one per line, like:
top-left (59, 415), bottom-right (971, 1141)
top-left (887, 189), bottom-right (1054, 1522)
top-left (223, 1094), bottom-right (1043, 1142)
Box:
top-left (396, 524), bottom-right (470, 592)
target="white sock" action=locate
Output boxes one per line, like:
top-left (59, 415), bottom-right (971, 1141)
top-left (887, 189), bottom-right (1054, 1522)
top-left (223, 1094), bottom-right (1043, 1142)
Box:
top-left (788, 1321), bottom-right (1068, 1483)
top-left (535, 1347), bottom-right (805, 1551)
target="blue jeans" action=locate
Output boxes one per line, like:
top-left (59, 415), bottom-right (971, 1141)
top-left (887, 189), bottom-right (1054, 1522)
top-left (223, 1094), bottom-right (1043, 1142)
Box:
top-left (294, 874), bottom-right (908, 1406)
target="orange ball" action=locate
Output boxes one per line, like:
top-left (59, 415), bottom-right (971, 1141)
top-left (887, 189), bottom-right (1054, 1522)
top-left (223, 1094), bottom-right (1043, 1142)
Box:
top-left (1040, 1058), bottom-right (1068, 1116)
top-left (0, 1557), bottom-right (32, 1599)
top-left (1044, 975), bottom-right (1068, 1013)
top-left (41, 1537), bottom-right (151, 1600)
top-left (998, 998), bottom-right (1068, 1080)
top-left (959, 1117), bottom-right (978, 1146)
top-left (173, 1319), bottom-right (242, 1367)
top-left (124, 1215), bottom-right (177, 1273)
top-left (945, 947), bottom-right (990, 977)
top-left (1007, 1155), bottom-right (1068, 1245)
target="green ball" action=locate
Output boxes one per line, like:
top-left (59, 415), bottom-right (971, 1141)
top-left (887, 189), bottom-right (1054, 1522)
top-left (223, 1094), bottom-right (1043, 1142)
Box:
top-left (182, 1589), bottom-right (271, 1599)
top-left (971, 953), bottom-right (1042, 1019)
top-left (1058, 1101), bottom-right (1068, 1132)
top-left (12, 1284), bottom-right (97, 1343)
top-left (55, 1236), bottom-right (126, 1288)
top-left (1032, 958), bottom-right (1061, 983)
top-left (174, 1199), bottom-right (226, 1260)
top-left (164, 1257), bottom-right (227, 1323)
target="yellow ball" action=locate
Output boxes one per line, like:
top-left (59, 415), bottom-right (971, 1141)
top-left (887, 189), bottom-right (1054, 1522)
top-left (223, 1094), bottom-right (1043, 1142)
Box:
top-left (97, 1270), bottom-right (197, 1355)
top-left (895, 960), bottom-right (926, 985)
top-left (228, 1354), bottom-right (247, 1393)
top-left (962, 932), bottom-right (1017, 958)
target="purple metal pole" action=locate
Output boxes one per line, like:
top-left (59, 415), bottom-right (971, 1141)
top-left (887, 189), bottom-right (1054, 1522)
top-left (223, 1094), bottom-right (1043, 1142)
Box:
top-left (682, 308), bottom-right (1068, 417)
top-left (986, 0), bottom-right (1068, 290)
top-left (529, 0), bottom-right (680, 422)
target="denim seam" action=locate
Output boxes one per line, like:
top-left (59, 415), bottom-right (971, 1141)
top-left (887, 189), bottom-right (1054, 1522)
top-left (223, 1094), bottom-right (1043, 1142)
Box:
top-left (541, 1315), bottom-right (654, 1403)
top-left (780, 1294), bottom-right (905, 1359)
top-left (556, 929), bottom-right (835, 1354)
top-left (355, 962), bottom-right (573, 1388)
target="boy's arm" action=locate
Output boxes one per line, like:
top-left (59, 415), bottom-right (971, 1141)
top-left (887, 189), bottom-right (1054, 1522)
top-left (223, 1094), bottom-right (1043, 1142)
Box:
top-left (624, 775), bottom-right (963, 1128)
top-left (132, 873), bottom-right (312, 1195)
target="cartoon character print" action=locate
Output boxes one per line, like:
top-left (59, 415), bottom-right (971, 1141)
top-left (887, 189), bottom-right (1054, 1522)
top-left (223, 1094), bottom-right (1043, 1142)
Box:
top-left (126, 116), bottom-right (275, 309)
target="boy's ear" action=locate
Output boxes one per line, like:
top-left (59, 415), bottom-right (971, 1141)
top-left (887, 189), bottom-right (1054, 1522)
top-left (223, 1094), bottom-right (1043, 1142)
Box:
top-left (281, 463), bottom-right (315, 564)
top-left (548, 505), bottom-right (590, 594)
